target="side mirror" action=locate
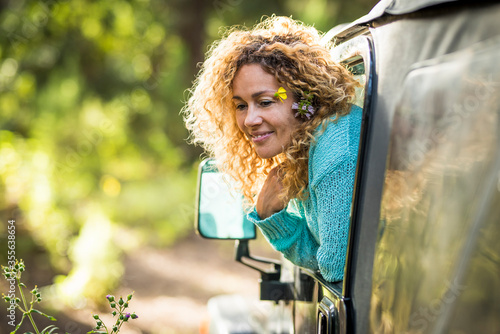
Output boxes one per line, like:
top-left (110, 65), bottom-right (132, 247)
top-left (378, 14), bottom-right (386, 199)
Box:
top-left (195, 159), bottom-right (256, 240)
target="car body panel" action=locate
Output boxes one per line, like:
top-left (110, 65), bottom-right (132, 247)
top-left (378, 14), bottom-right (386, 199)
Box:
top-left (339, 2), bottom-right (500, 333)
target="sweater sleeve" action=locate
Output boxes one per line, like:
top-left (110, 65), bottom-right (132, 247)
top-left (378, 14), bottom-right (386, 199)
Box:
top-left (247, 205), bottom-right (320, 271)
top-left (312, 155), bottom-right (357, 282)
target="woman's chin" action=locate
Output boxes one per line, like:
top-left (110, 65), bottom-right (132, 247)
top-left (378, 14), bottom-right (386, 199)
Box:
top-left (255, 149), bottom-right (281, 160)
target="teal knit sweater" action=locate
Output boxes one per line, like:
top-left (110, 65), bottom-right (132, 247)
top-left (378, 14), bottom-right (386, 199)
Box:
top-left (247, 105), bottom-right (362, 282)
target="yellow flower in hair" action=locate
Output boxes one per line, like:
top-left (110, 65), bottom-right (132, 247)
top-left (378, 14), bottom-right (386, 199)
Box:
top-left (274, 87), bottom-right (287, 103)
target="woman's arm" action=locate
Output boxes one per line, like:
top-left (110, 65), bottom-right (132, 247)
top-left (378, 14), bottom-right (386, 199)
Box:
top-left (248, 156), bottom-right (357, 278)
top-left (247, 204), bottom-right (320, 271)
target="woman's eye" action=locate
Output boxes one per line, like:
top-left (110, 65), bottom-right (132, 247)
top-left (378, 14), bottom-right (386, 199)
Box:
top-left (259, 100), bottom-right (273, 107)
top-left (235, 104), bottom-right (247, 111)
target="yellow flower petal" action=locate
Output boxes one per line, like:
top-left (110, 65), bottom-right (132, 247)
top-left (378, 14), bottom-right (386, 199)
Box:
top-left (274, 87), bottom-right (287, 103)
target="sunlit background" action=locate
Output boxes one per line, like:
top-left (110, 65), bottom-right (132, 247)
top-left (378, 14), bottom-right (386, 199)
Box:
top-left (0, 0), bottom-right (377, 333)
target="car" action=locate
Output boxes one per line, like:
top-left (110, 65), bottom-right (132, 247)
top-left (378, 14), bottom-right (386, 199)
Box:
top-left (194, 0), bottom-right (500, 333)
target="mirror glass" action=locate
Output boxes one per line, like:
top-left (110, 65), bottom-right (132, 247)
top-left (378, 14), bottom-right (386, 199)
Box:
top-left (196, 159), bottom-right (256, 240)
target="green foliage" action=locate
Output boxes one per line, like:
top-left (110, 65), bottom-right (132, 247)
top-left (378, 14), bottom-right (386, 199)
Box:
top-left (88, 293), bottom-right (138, 334)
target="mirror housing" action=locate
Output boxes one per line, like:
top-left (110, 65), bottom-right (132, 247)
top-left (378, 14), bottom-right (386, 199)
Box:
top-left (195, 159), bottom-right (256, 240)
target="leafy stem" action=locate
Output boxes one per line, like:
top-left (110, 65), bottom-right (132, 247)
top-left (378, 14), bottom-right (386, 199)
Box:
top-left (18, 280), bottom-right (41, 334)
top-left (89, 294), bottom-right (138, 334)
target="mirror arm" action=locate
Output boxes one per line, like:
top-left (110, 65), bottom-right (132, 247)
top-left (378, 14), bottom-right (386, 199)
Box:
top-left (234, 240), bottom-right (281, 281)
top-left (235, 240), bottom-right (294, 303)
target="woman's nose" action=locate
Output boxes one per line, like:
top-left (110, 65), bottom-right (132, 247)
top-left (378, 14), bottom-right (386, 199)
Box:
top-left (244, 105), bottom-right (263, 127)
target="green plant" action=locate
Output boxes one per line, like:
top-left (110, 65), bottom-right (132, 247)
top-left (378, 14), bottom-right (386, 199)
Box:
top-left (2, 260), bottom-right (138, 334)
top-left (88, 294), bottom-right (138, 334)
top-left (2, 260), bottom-right (56, 334)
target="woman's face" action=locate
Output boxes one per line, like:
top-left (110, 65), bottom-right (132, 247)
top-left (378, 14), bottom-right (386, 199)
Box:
top-left (232, 64), bottom-right (301, 159)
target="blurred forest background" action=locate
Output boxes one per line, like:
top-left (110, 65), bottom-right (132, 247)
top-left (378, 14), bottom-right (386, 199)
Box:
top-left (0, 0), bottom-right (377, 332)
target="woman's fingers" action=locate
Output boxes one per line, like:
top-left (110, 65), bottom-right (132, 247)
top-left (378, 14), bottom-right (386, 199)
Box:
top-left (256, 167), bottom-right (287, 219)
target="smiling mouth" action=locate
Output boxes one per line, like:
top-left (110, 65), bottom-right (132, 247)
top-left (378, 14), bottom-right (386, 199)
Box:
top-left (251, 132), bottom-right (273, 143)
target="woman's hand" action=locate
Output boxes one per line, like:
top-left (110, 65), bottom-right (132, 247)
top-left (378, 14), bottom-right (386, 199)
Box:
top-left (256, 167), bottom-right (288, 219)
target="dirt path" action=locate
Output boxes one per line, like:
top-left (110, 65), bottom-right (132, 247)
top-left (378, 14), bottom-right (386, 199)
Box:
top-left (118, 234), bottom-right (261, 333)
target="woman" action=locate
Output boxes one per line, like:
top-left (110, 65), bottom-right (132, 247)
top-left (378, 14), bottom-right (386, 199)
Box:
top-left (183, 16), bottom-right (362, 282)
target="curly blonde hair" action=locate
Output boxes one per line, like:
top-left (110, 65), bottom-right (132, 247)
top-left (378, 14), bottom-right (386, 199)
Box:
top-left (183, 16), bottom-right (358, 205)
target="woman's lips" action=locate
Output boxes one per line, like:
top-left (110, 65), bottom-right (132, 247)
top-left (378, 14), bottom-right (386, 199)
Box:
top-left (251, 132), bottom-right (273, 143)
